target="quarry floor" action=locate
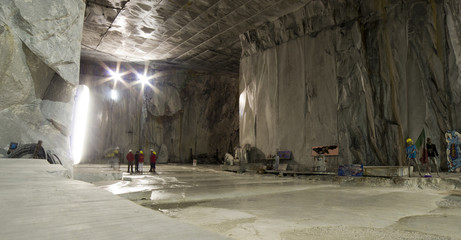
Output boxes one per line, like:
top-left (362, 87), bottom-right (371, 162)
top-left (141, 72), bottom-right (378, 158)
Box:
top-left (2, 159), bottom-right (461, 239)
top-left (86, 164), bottom-right (461, 240)
top-left (0, 159), bottom-right (228, 240)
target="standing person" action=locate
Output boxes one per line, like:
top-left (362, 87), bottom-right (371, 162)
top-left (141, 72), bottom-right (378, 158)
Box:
top-left (406, 138), bottom-right (422, 177)
top-left (105, 147), bottom-right (120, 170)
top-left (134, 151), bottom-right (139, 173)
top-left (426, 137), bottom-right (440, 177)
top-left (114, 146), bottom-right (120, 170)
top-left (33, 140), bottom-right (43, 159)
top-left (274, 152), bottom-right (280, 171)
top-left (419, 145), bottom-right (429, 176)
top-left (149, 149), bottom-right (157, 172)
top-left (126, 149), bottom-right (134, 174)
top-left (138, 150), bottom-right (144, 174)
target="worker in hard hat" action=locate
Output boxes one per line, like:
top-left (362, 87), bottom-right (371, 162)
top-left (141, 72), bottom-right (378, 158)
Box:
top-left (149, 149), bottom-right (157, 173)
top-left (406, 138), bottom-right (422, 177)
top-left (106, 146), bottom-right (120, 170)
top-left (126, 149), bottom-right (134, 174)
top-left (134, 150), bottom-right (139, 173)
top-left (138, 150), bottom-right (144, 174)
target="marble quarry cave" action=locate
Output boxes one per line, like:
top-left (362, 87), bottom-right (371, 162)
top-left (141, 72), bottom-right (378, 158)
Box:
top-left (1, 0), bottom-right (460, 171)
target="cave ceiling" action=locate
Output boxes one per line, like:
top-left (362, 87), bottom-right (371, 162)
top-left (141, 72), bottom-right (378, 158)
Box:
top-left (82, 0), bottom-right (310, 73)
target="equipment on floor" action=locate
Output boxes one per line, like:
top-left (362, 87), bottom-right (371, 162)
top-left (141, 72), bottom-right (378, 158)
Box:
top-left (7, 142), bottom-right (18, 154)
top-left (312, 145), bottom-right (338, 172)
top-left (7, 141), bottom-right (62, 164)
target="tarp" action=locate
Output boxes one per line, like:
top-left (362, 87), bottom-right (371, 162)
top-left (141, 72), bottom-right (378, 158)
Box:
top-left (415, 128), bottom-right (425, 150)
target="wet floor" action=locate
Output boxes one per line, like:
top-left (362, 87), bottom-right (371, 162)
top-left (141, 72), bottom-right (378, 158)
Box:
top-left (98, 164), bottom-right (461, 240)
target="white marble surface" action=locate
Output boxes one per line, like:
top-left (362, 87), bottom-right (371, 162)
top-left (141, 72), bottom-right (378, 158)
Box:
top-left (0, 159), bottom-right (229, 240)
top-left (101, 164), bottom-right (461, 240)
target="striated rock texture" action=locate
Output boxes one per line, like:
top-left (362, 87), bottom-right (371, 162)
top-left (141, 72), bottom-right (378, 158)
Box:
top-left (239, 0), bottom-right (461, 170)
top-left (80, 63), bottom-right (238, 164)
top-left (0, 0), bottom-right (85, 168)
top-left (81, 0), bottom-right (313, 73)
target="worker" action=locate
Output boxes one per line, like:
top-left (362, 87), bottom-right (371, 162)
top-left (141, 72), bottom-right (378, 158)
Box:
top-left (406, 138), bottom-right (422, 177)
top-left (105, 146), bottom-right (120, 170)
top-left (33, 140), bottom-right (43, 159)
top-left (426, 138), bottom-right (440, 177)
top-left (139, 150), bottom-right (144, 174)
top-left (126, 149), bottom-right (134, 174)
top-left (114, 146), bottom-right (120, 170)
top-left (149, 149), bottom-right (157, 172)
top-left (134, 150), bottom-right (139, 173)
top-left (274, 152), bottom-right (280, 171)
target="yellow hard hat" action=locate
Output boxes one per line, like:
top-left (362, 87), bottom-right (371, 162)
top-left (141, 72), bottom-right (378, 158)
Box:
top-left (406, 138), bottom-right (413, 143)
top-left (140, 150), bottom-right (143, 154)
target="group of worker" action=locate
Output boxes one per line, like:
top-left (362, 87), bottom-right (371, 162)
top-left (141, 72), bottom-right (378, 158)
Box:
top-left (125, 149), bottom-right (157, 174)
top-left (406, 137), bottom-right (439, 177)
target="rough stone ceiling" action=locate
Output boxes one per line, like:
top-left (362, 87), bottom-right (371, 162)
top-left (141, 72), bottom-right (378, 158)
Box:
top-left (82, 0), bottom-right (311, 73)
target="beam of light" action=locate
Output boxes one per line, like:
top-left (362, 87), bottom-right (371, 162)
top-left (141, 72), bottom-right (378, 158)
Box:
top-left (110, 89), bottom-right (118, 101)
top-left (71, 85), bottom-right (90, 165)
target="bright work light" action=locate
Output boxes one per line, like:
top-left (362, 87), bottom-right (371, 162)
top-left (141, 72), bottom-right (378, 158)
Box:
top-left (108, 69), bottom-right (122, 82)
top-left (137, 73), bottom-right (149, 85)
top-left (110, 89), bottom-right (118, 101)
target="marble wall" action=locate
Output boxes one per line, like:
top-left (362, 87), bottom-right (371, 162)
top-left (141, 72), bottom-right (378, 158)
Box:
top-left (80, 64), bottom-right (238, 164)
top-left (240, 0), bottom-right (461, 170)
top-left (0, 0), bottom-right (85, 168)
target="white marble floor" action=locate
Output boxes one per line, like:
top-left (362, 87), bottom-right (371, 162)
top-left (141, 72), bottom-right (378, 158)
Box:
top-left (98, 164), bottom-right (461, 240)
top-left (0, 159), bottom-right (229, 240)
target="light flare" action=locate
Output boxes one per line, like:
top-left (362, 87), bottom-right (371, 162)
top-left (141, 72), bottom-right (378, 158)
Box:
top-left (96, 61), bottom-right (130, 88)
top-left (137, 73), bottom-right (149, 86)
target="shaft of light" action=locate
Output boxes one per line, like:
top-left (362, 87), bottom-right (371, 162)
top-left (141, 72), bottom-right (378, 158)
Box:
top-left (71, 85), bottom-right (90, 164)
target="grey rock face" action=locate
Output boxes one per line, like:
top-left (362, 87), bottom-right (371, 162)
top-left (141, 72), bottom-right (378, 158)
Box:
top-left (145, 85), bottom-right (182, 117)
top-left (0, 0), bottom-right (85, 85)
top-left (157, 144), bottom-right (168, 164)
top-left (43, 74), bottom-right (77, 103)
top-left (81, 0), bottom-right (314, 72)
top-left (0, 23), bottom-right (35, 111)
top-left (0, 0), bottom-right (85, 168)
top-left (40, 100), bottom-right (74, 137)
top-left (240, 0), bottom-right (461, 170)
top-left (81, 65), bottom-right (238, 164)
top-left (23, 42), bottom-right (56, 100)
top-left (445, 0), bottom-right (461, 130)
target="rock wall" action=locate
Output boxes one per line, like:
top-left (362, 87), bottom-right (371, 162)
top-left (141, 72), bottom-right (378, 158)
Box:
top-left (80, 64), bottom-right (238, 164)
top-left (239, 0), bottom-right (461, 170)
top-left (0, 0), bottom-right (85, 168)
